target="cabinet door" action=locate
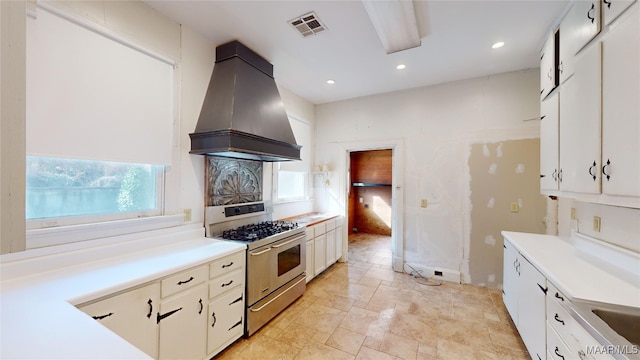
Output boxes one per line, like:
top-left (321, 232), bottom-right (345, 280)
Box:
top-left (518, 257), bottom-right (547, 360)
top-left (306, 239), bottom-right (314, 282)
top-left (540, 93), bottom-right (560, 192)
top-left (562, 1), bottom-right (601, 56)
top-left (326, 229), bottom-right (336, 266)
top-left (335, 226), bottom-right (343, 261)
top-left (314, 234), bottom-right (326, 275)
top-left (80, 283), bottom-right (160, 358)
top-left (559, 43), bottom-right (602, 194)
top-left (602, 0), bottom-right (636, 26)
top-left (207, 287), bottom-right (244, 356)
top-left (540, 32), bottom-right (557, 97)
top-left (502, 239), bottom-right (519, 325)
top-left (601, 3), bottom-right (640, 198)
top-left (158, 285), bottom-right (208, 360)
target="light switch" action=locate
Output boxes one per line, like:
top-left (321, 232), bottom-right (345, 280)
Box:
top-left (571, 207), bottom-right (576, 220)
top-left (184, 208), bottom-right (192, 222)
top-left (510, 202), bottom-right (519, 213)
top-left (593, 216), bottom-right (601, 232)
top-left (420, 199), bottom-right (428, 208)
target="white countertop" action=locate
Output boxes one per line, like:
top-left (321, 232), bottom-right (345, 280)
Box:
top-left (502, 231), bottom-right (640, 308)
top-left (0, 225), bottom-right (246, 360)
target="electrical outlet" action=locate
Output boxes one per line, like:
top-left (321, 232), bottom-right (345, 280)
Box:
top-left (571, 207), bottom-right (576, 220)
top-left (593, 216), bottom-right (601, 232)
top-left (184, 208), bottom-right (192, 222)
top-left (420, 199), bottom-right (428, 208)
top-left (510, 202), bottom-right (519, 213)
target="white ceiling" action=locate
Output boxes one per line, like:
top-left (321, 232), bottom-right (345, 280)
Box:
top-left (145, 0), bottom-right (569, 105)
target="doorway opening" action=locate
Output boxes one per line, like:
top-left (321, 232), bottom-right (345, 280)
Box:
top-left (347, 149), bottom-right (393, 269)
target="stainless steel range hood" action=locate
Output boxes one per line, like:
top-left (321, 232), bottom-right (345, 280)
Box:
top-left (190, 41), bottom-right (301, 162)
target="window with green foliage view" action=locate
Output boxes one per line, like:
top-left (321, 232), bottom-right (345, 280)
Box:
top-left (26, 156), bottom-right (162, 220)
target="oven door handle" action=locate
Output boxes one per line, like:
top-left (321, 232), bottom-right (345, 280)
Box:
top-left (249, 247), bottom-right (272, 256)
top-left (271, 234), bottom-right (304, 248)
top-left (250, 276), bottom-right (306, 312)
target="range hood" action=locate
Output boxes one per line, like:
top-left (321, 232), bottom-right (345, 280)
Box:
top-left (190, 41), bottom-right (301, 162)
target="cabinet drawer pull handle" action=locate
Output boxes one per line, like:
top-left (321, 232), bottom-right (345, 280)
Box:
top-left (558, 169), bottom-right (563, 182)
top-left (229, 295), bottom-right (243, 306)
top-left (541, 89), bottom-right (545, 95)
top-left (552, 169), bottom-right (558, 182)
top-left (199, 299), bottom-right (204, 314)
top-left (211, 312), bottom-right (217, 328)
top-left (157, 307), bottom-right (182, 324)
top-left (578, 350), bottom-right (588, 359)
top-left (147, 299), bottom-right (153, 319)
top-left (602, 159), bottom-right (611, 181)
top-left (603, 0), bottom-right (611, 8)
top-left (177, 276), bottom-right (194, 285)
top-left (222, 261), bottom-right (234, 268)
top-left (588, 161), bottom-right (597, 181)
top-left (558, 61), bottom-right (564, 73)
top-left (555, 292), bottom-right (564, 301)
top-left (221, 280), bottom-right (234, 287)
top-left (92, 312), bottom-right (114, 320)
top-left (554, 313), bottom-right (565, 325)
top-left (587, 3), bottom-right (595, 23)
top-left (554, 346), bottom-right (565, 360)
top-left (228, 318), bottom-right (243, 331)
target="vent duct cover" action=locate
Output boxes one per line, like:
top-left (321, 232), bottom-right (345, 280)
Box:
top-left (289, 12), bottom-right (326, 37)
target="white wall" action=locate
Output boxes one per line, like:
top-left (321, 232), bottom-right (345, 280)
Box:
top-left (315, 69), bottom-right (541, 282)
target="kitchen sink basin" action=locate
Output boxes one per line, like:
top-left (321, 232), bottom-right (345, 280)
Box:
top-left (592, 308), bottom-right (640, 346)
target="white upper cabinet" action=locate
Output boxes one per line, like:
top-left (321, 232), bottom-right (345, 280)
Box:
top-left (601, 2), bottom-right (640, 198)
top-left (540, 93), bottom-right (560, 193)
top-left (559, 1), bottom-right (601, 83)
top-left (559, 43), bottom-right (602, 194)
top-left (602, 0), bottom-right (636, 26)
top-left (540, 32), bottom-right (558, 98)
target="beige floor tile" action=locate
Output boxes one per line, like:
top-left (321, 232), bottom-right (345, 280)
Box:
top-left (326, 327), bottom-right (367, 355)
top-left (379, 332), bottom-right (419, 360)
top-left (295, 303), bottom-right (347, 333)
top-left (294, 343), bottom-right (356, 360)
top-left (356, 346), bottom-right (402, 360)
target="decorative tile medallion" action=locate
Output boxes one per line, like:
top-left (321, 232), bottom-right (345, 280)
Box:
top-left (205, 157), bottom-right (263, 206)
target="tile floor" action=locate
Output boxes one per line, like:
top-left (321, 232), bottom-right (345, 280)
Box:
top-left (214, 233), bottom-right (530, 360)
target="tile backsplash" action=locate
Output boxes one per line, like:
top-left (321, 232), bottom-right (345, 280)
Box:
top-left (205, 157), bottom-right (262, 206)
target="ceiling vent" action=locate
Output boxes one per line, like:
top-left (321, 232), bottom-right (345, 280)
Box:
top-left (289, 12), bottom-right (326, 37)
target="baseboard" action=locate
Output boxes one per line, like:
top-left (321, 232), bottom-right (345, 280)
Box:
top-left (404, 263), bottom-right (461, 283)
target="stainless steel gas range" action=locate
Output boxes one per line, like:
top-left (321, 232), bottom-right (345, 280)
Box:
top-left (205, 201), bottom-right (306, 336)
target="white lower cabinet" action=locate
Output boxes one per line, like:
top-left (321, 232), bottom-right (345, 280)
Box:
top-left (158, 284), bottom-right (208, 360)
top-left (78, 249), bottom-right (246, 360)
top-left (207, 287), bottom-right (244, 356)
top-left (79, 283), bottom-right (160, 358)
top-left (502, 238), bottom-right (547, 360)
top-left (314, 233), bottom-right (327, 275)
top-left (305, 216), bottom-right (344, 282)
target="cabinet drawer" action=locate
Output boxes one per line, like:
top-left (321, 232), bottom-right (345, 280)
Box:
top-left (314, 222), bottom-right (326, 236)
top-left (161, 265), bottom-right (208, 298)
top-left (548, 282), bottom-right (568, 306)
top-left (209, 251), bottom-right (244, 279)
top-left (209, 269), bottom-right (243, 299)
top-left (547, 323), bottom-right (573, 360)
top-left (547, 294), bottom-right (575, 345)
top-left (305, 226), bottom-right (314, 239)
top-left (326, 219), bottom-right (336, 231)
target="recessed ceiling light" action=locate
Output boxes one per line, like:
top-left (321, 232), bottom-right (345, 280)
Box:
top-left (396, 64), bottom-right (406, 70)
top-left (326, 79), bottom-right (335, 84)
top-left (492, 41), bottom-right (505, 49)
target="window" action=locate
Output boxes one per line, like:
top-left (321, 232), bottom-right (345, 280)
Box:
top-left (26, 156), bottom-right (163, 222)
top-left (274, 116), bottom-right (312, 202)
top-left (24, 5), bottom-right (176, 245)
top-left (276, 170), bottom-right (308, 201)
